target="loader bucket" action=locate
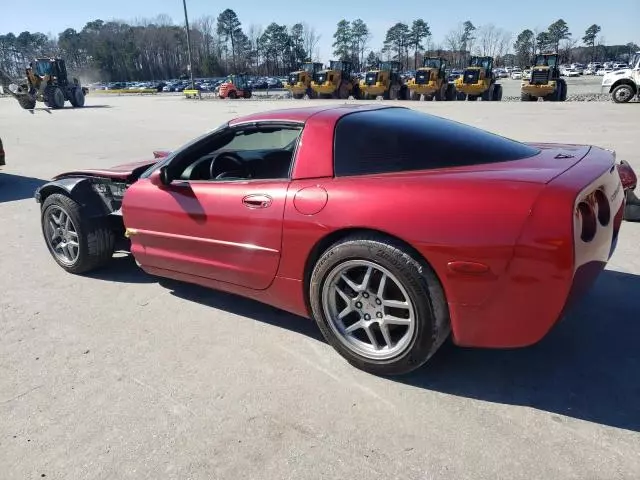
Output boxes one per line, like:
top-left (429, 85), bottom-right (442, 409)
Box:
top-left (6, 84), bottom-right (36, 109)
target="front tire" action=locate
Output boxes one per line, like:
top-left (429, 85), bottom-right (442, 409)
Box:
top-left (611, 84), bottom-right (634, 103)
top-left (69, 87), bottom-right (85, 107)
top-left (41, 194), bottom-right (116, 274)
top-left (309, 234), bottom-right (450, 376)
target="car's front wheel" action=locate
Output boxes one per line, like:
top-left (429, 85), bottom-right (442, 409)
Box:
top-left (309, 234), bottom-right (450, 376)
top-left (41, 193), bottom-right (115, 274)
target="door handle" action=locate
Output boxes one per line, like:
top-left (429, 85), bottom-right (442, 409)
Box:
top-left (242, 194), bottom-right (272, 209)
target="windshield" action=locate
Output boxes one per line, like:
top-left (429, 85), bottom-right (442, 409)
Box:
top-left (535, 56), bottom-right (557, 67)
top-left (631, 53), bottom-right (640, 69)
top-left (469, 57), bottom-right (490, 69)
top-left (302, 63), bottom-right (315, 73)
top-left (423, 58), bottom-right (442, 69)
top-left (34, 60), bottom-right (52, 76)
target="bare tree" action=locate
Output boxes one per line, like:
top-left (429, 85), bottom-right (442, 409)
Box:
top-left (474, 24), bottom-right (511, 58)
top-left (302, 22), bottom-right (321, 61)
top-left (444, 24), bottom-right (464, 67)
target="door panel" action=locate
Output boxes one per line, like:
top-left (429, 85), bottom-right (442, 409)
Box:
top-left (122, 178), bottom-right (288, 290)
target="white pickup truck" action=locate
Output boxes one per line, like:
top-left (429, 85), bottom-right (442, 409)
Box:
top-left (601, 52), bottom-right (640, 103)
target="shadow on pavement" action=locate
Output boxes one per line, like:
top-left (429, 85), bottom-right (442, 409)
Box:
top-left (163, 278), bottom-right (324, 342)
top-left (88, 254), bottom-right (640, 431)
top-left (396, 269), bottom-right (640, 432)
top-left (0, 173), bottom-right (46, 203)
top-left (85, 253), bottom-right (155, 284)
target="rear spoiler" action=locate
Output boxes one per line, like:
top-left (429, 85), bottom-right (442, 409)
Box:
top-left (153, 150), bottom-right (171, 159)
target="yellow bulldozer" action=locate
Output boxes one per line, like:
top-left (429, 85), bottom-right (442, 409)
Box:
top-left (520, 53), bottom-right (567, 102)
top-left (310, 60), bottom-right (360, 99)
top-left (360, 61), bottom-right (408, 100)
top-left (406, 57), bottom-right (456, 101)
top-left (454, 56), bottom-right (502, 101)
top-left (284, 61), bottom-right (324, 99)
top-left (0, 57), bottom-right (87, 110)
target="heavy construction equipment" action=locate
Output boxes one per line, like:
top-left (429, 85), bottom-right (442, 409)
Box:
top-left (0, 57), bottom-right (87, 110)
top-left (310, 60), bottom-right (359, 99)
top-left (454, 56), bottom-right (502, 101)
top-left (218, 73), bottom-right (253, 99)
top-left (360, 61), bottom-right (409, 100)
top-left (406, 57), bottom-right (456, 101)
top-left (285, 62), bottom-right (324, 99)
top-left (520, 53), bottom-right (567, 102)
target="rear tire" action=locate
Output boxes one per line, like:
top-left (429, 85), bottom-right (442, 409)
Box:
top-left (309, 234), bottom-right (450, 376)
top-left (559, 79), bottom-right (567, 101)
top-left (445, 83), bottom-right (456, 101)
top-left (41, 194), bottom-right (116, 274)
top-left (228, 90), bottom-right (237, 99)
top-left (492, 84), bottom-right (503, 101)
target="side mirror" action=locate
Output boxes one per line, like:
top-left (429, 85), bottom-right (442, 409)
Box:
top-left (150, 166), bottom-right (172, 186)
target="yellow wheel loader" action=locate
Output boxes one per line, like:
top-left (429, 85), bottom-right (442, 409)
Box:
top-left (284, 62), bottom-right (324, 99)
top-left (310, 60), bottom-right (360, 99)
top-left (454, 56), bottom-right (502, 101)
top-left (406, 57), bottom-right (456, 101)
top-left (360, 61), bottom-right (408, 100)
top-left (520, 53), bottom-right (567, 102)
top-left (0, 57), bottom-right (87, 110)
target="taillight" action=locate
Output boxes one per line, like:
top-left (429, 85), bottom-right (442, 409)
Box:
top-left (617, 161), bottom-right (637, 190)
top-left (577, 201), bottom-right (597, 242)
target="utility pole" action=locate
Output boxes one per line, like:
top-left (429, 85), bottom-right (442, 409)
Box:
top-left (182, 0), bottom-right (195, 89)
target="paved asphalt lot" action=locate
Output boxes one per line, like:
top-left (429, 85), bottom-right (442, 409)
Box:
top-left (1, 95), bottom-right (639, 480)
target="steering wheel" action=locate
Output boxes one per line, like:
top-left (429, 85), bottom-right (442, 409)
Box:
top-left (209, 151), bottom-right (250, 180)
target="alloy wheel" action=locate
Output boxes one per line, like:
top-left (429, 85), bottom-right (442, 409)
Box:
top-left (321, 260), bottom-right (416, 360)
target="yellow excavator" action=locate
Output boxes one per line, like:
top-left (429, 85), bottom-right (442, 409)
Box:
top-left (0, 57), bottom-right (87, 110)
top-left (284, 61), bottom-right (324, 99)
top-left (406, 57), bottom-right (456, 101)
top-left (520, 53), bottom-right (567, 101)
top-left (310, 60), bottom-right (359, 99)
top-left (454, 56), bottom-right (502, 101)
top-left (360, 61), bottom-right (408, 100)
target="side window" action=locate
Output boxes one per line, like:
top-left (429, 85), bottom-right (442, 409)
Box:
top-left (173, 125), bottom-right (303, 182)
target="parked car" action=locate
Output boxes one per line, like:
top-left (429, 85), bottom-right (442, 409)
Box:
top-left (33, 105), bottom-right (628, 375)
top-left (510, 69), bottom-right (522, 79)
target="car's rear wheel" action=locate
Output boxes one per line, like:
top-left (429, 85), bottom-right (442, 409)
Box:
top-left (41, 193), bottom-right (115, 274)
top-left (309, 235), bottom-right (450, 376)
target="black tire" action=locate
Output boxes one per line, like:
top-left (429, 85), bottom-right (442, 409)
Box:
top-left (228, 90), bottom-right (237, 99)
top-left (492, 84), bottom-right (503, 101)
top-left (243, 90), bottom-right (252, 99)
top-left (41, 193), bottom-right (116, 274)
top-left (481, 86), bottom-right (492, 101)
top-left (309, 234), bottom-right (450, 376)
top-left (434, 84), bottom-right (445, 101)
top-left (293, 93), bottom-right (304, 99)
top-left (69, 87), bottom-right (85, 107)
top-left (445, 83), bottom-right (456, 101)
top-left (559, 79), bottom-right (567, 101)
top-left (624, 189), bottom-right (640, 222)
top-left (47, 87), bottom-right (65, 108)
top-left (456, 92), bottom-right (466, 101)
top-left (611, 84), bottom-right (635, 104)
top-left (467, 94), bottom-right (478, 101)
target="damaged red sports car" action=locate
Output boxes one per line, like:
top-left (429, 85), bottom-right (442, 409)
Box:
top-left (35, 105), bottom-right (632, 375)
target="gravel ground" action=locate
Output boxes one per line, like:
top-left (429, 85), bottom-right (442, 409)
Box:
top-left (1, 95), bottom-right (639, 480)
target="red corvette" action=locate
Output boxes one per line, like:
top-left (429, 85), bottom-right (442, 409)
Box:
top-left (35, 105), bottom-right (629, 375)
